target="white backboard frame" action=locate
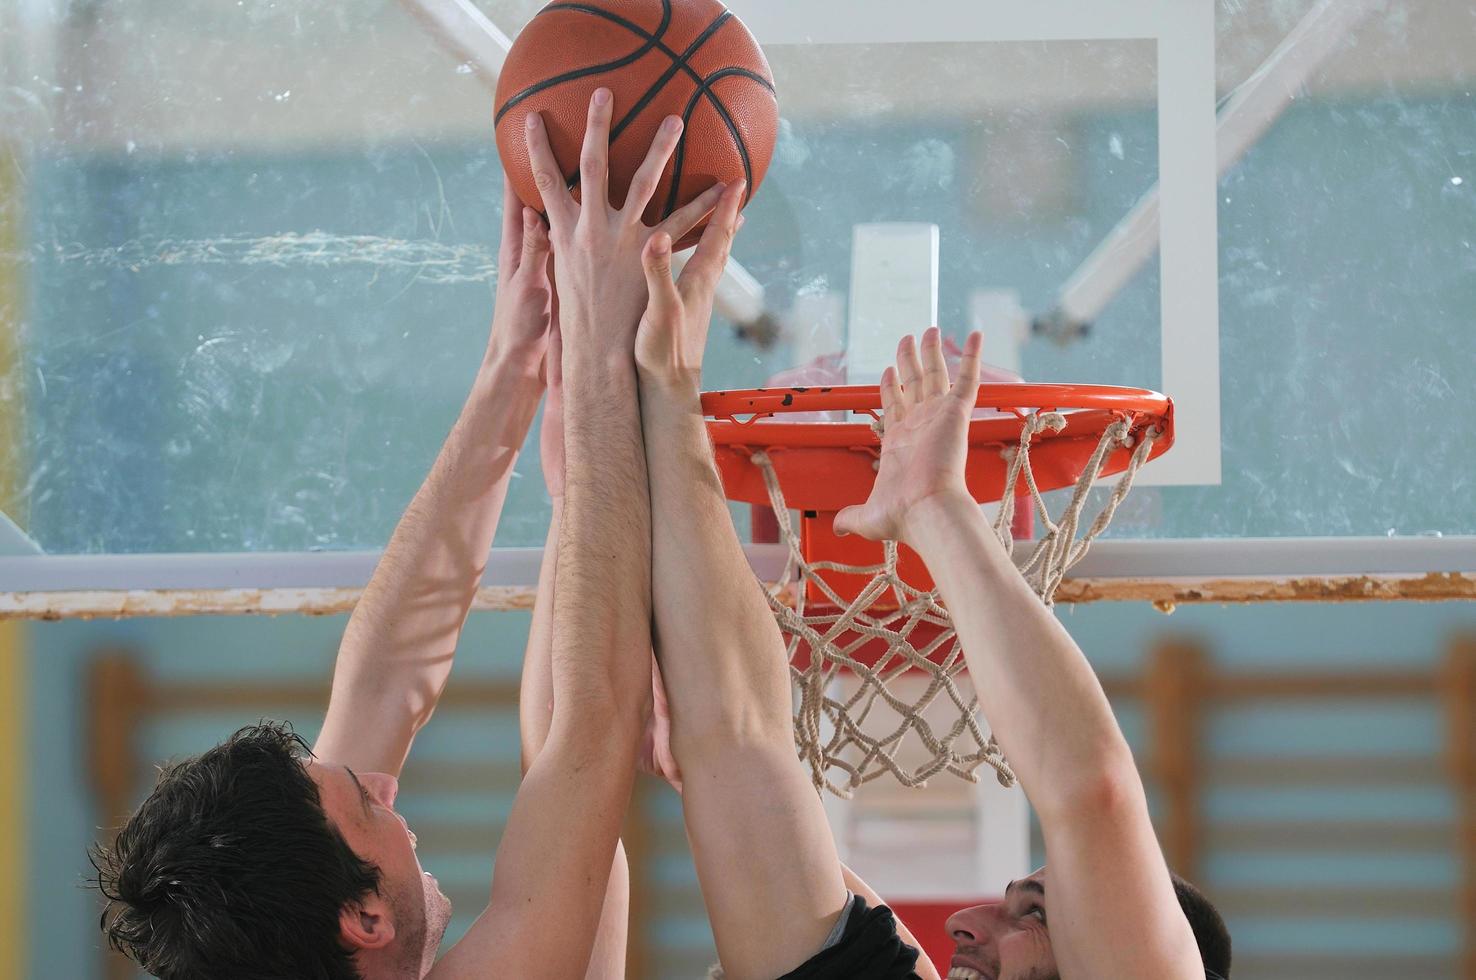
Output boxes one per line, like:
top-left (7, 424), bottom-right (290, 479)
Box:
top-left (731, 0), bottom-right (1222, 486)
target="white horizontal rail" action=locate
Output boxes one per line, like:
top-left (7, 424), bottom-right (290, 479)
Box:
top-left (0, 538), bottom-right (1471, 594)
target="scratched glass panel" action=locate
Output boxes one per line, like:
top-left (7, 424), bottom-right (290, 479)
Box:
top-left (0, 0), bottom-right (1473, 555)
top-left (7, 0), bottom-right (540, 552)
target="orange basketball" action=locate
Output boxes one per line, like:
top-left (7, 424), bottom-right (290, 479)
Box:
top-left (495, 0), bottom-right (777, 249)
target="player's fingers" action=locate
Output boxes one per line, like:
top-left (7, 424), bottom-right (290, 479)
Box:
top-left (519, 207), bottom-right (550, 274)
top-left (642, 233), bottom-right (682, 323)
top-left (525, 112), bottom-right (575, 233)
top-left (896, 334), bottom-right (924, 408)
top-left (952, 330), bottom-right (983, 406)
top-left (879, 365), bottom-right (906, 425)
top-left (676, 181), bottom-right (744, 297)
top-left (500, 177), bottom-right (524, 274)
top-left (626, 116), bottom-right (683, 222)
top-left (658, 180), bottom-right (727, 246)
top-left (579, 88), bottom-right (614, 214)
top-left (833, 504), bottom-right (878, 541)
top-left (920, 327), bottom-right (949, 399)
top-left (833, 504), bottom-right (858, 537)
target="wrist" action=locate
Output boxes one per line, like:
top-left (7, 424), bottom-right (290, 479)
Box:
top-left (900, 487), bottom-right (983, 551)
top-left (481, 330), bottom-right (543, 378)
top-left (476, 343), bottom-right (543, 394)
top-left (559, 330), bottom-right (638, 379)
top-left (464, 359), bottom-right (543, 448)
top-left (636, 368), bottom-right (701, 405)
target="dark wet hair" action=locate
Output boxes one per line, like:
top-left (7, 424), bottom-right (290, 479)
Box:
top-left (1172, 873), bottom-right (1232, 979)
top-left (89, 722), bottom-right (381, 980)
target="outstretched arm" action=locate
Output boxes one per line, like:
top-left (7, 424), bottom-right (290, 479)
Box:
top-left (835, 330), bottom-right (1203, 980)
top-left (634, 201), bottom-right (862, 980)
top-left (517, 329), bottom-right (631, 980)
top-left (432, 90), bottom-right (723, 978)
top-left (315, 180), bottom-right (551, 777)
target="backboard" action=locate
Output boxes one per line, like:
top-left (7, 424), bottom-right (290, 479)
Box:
top-left (0, 0), bottom-right (1473, 605)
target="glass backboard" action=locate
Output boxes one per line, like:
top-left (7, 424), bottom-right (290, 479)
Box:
top-left (0, 0), bottom-right (1473, 600)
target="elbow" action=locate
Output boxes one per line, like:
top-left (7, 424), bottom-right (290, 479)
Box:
top-left (1034, 744), bottom-right (1147, 824)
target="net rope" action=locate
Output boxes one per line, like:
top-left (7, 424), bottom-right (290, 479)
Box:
top-left (753, 410), bottom-right (1160, 796)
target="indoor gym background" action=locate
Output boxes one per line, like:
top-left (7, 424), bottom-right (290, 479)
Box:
top-left (0, 0), bottom-right (1474, 977)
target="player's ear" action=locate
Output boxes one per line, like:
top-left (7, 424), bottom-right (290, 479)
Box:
top-left (339, 892), bottom-right (396, 952)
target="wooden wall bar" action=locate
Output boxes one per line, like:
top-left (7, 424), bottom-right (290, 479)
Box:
top-left (85, 633), bottom-right (1476, 979)
top-left (1121, 634), bottom-right (1476, 980)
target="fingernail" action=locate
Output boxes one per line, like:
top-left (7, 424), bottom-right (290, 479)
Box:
top-left (663, 115), bottom-right (682, 134)
top-left (526, 112), bottom-right (541, 131)
top-left (735, 179), bottom-right (748, 195)
top-left (736, 215), bottom-right (746, 230)
top-left (593, 87), bottom-right (611, 105)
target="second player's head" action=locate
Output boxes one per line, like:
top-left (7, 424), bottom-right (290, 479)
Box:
top-left (943, 867), bottom-right (1231, 980)
top-left (91, 722), bottom-right (451, 979)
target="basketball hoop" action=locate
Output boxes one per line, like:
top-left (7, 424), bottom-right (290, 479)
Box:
top-left (702, 382), bottom-right (1174, 794)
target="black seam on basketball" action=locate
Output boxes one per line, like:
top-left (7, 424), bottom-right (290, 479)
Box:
top-left (703, 66), bottom-right (774, 94)
top-left (706, 67), bottom-right (774, 206)
top-left (526, 5), bottom-right (773, 136)
top-left (501, 2), bottom-right (775, 216)
top-left (662, 66), bottom-right (770, 217)
top-left (608, 11), bottom-right (732, 146)
top-left (563, 9), bottom-right (734, 203)
top-left (493, 0), bottom-right (674, 125)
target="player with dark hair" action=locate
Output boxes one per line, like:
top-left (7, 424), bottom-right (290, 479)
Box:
top-left (89, 98), bottom-right (725, 979)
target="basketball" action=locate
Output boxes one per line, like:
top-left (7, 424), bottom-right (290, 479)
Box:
top-left (494, 0), bottom-right (778, 249)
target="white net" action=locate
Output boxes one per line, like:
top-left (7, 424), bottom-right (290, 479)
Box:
top-left (755, 411), bottom-right (1161, 796)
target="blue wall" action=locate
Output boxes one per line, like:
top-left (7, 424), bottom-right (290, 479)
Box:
top-left (28, 599), bottom-right (1476, 977)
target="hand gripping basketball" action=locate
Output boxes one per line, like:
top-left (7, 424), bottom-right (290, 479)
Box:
top-left (525, 89), bottom-right (730, 347)
top-left (833, 328), bottom-right (986, 546)
top-left (635, 179), bottom-right (746, 387)
top-left (495, 0), bottom-right (776, 250)
top-left (486, 177), bottom-right (554, 371)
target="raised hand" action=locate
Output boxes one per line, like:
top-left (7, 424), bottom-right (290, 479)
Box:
top-left (833, 327), bottom-right (984, 546)
top-left (523, 89), bottom-right (729, 352)
top-left (486, 177), bottom-right (555, 373)
top-left (634, 182), bottom-right (746, 388)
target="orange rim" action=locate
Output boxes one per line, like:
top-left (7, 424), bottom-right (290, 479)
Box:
top-left (701, 382), bottom-right (1175, 512)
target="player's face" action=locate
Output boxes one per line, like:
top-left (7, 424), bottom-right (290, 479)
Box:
top-left (944, 867), bottom-right (1058, 980)
top-left (309, 763), bottom-right (453, 976)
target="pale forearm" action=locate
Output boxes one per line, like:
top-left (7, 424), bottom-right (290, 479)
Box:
top-left (585, 842), bottom-right (631, 980)
top-left (906, 492), bottom-right (1136, 816)
top-left (472, 735), bottom-right (637, 977)
top-left (638, 382), bottom-right (790, 743)
top-left (520, 503), bottom-right (561, 771)
top-left (640, 384), bottom-right (766, 611)
top-left (551, 352), bottom-right (651, 734)
top-left (519, 501), bottom-right (632, 980)
top-left (321, 353), bottom-right (542, 772)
